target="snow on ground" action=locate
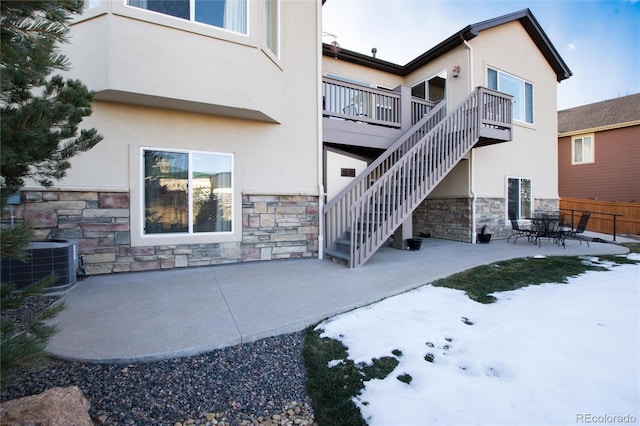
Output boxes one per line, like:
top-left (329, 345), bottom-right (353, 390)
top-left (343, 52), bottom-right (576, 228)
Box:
top-left (319, 255), bottom-right (640, 426)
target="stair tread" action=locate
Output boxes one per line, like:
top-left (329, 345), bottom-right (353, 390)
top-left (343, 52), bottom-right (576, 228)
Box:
top-left (325, 248), bottom-right (350, 261)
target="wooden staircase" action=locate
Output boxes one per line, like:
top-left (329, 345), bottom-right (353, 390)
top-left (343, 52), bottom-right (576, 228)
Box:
top-left (323, 87), bottom-right (513, 267)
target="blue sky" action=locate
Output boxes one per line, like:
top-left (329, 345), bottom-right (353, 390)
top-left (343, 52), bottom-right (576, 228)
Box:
top-left (322, 0), bottom-right (640, 110)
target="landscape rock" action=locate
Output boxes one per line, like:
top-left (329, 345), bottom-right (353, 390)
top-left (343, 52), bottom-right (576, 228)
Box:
top-left (0, 386), bottom-right (92, 426)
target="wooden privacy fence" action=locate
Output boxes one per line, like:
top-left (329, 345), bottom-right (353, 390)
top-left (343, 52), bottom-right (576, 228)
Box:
top-left (560, 197), bottom-right (640, 237)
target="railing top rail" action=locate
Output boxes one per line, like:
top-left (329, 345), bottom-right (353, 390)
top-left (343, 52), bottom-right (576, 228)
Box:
top-left (411, 96), bottom-right (437, 106)
top-left (323, 99), bottom-right (446, 212)
top-left (478, 86), bottom-right (513, 100)
top-left (353, 90), bottom-right (481, 205)
top-left (322, 76), bottom-right (400, 99)
top-left (559, 208), bottom-right (624, 218)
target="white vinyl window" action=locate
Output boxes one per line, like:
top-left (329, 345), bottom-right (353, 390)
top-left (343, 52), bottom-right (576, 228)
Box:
top-left (572, 134), bottom-right (594, 164)
top-left (265, 0), bottom-right (279, 57)
top-left (508, 177), bottom-right (532, 220)
top-left (143, 149), bottom-right (233, 235)
top-left (128, 0), bottom-right (247, 34)
top-left (488, 68), bottom-right (534, 124)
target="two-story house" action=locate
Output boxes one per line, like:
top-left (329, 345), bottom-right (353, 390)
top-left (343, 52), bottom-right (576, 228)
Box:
top-left (321, 9), bottom-right (571, 266)
top-left (8, 3), bottom-right (570, 273)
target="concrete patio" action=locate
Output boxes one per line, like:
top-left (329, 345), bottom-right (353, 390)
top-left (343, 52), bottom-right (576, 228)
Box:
top-left (46, 233), bottom-right (634, 364)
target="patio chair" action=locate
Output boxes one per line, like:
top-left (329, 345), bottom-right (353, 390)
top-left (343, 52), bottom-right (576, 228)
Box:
top-left (557, 212), bottom-right (591, 248)
top-left (507, 213), bottom-right (533, 244)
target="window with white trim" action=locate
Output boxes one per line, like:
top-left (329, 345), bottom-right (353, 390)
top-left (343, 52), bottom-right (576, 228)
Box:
top-left (488, 68), bottom-right (534, 124)
top-left (571, 134), bottom-right (594, 164)
top-left (508, 177), bottom-right (532, 220)
top-left (128, 0), bottom-right (247, 34)
top-left (265, 0), bottom-right (279, 57)
top-left (84, 0), bottom-right (101, 9)
top-left (143, 149), bottom-right (233, 234)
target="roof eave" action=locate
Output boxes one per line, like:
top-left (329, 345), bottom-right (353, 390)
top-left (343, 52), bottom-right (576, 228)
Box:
top-left (322, 9), bottom-right (572, 82)
top-left (322, 43), bottom-right (405, 75)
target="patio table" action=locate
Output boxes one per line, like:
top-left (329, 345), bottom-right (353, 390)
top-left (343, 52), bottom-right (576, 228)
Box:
top-left (526, 215), bottom-right (561, 246)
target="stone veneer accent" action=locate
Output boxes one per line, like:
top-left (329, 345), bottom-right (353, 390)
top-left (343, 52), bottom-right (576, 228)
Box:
top-left (413, 197), bottom-right (560, 241)
top-left (413, 197), bottom-right (473, 242)
top-left (241, 194), bottom-right (318, 262)
top-left (475, 197), bottom-right (508, 239)
top-left (1, 190), bottom-right (318, 276)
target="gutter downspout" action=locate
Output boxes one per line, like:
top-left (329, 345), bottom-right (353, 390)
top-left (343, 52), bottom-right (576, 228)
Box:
top-left (463, 37), bottom-right (477, 244)
top-left (317, 0), bottom-right (324, 259)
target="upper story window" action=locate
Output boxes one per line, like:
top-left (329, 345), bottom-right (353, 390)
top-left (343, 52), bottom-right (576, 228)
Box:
top-left (488, 68), bottom-right (533, 124)
top-left (572, 134), bottom-right (594, 164)
top-left (143, 149), bottom-right (233, 235)
top-left (128, 0), bottom-right (247, 34)
top-left (265, 0), bottom-right (279, 57)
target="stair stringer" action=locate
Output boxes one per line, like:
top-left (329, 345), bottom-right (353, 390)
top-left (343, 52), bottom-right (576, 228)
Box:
top-left (348, 89), bottom-right (484, 267)
top-left (323, 101), bottom-right (447, 262)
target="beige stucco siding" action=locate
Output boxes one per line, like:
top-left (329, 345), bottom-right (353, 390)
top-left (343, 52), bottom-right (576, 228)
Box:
top-left (323, 59), bottom-right (404, 89)
top-left (51, 0), bottom-right (320, 248)
top-left (404, 46), bottom-right (471, 108)
top-left (325, 151), bottom-right (368, 198)
top-left (61, 0), bottom-right (319, 191)
top-left (63, 102), bottom-right (318, 193)
top-left (469, 22), bottom-right (559, 200)
top-left (63, 0), bottom-right (320, 124)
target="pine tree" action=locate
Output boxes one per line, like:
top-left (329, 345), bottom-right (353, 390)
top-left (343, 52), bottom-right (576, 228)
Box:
top-left (1, 0), bottom-right (101, 385)
top-left (1, 0), bottom-right (103, 201)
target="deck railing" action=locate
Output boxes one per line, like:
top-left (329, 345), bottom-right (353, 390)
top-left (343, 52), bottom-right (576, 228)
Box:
top-left (322, 77), bottom-right (437, 128)
top-left (480, 87), bottom-right (513, 133)
top-left (323, 101), bottom-right (446, 259)
top-left (323, 87), bottom-right (513, 267)
top-left (411, 97), bottom-right (436, 125)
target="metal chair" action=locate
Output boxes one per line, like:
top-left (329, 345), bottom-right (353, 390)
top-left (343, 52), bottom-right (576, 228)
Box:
top-left (507, 213), bottom-right (533, 244)
top-left (557, 212), bottom-right (591, 248)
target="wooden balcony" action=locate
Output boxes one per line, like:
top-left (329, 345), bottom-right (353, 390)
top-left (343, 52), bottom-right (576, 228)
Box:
top-left (322, 77), bottom-right (438, 149)
top-left (322, 77), bottom-right (512, 149)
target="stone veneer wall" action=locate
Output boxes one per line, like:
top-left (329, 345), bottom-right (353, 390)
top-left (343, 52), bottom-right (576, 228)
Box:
top-left (413, 197), bottom-right (560, 241)
top-left (2, 190), bottom-right (318, 275)
top-left (413, 197), bottom-right (473, 242)
top-left (535, 198), bottom-right (560, 214)
top-left (475, 197), bottom-right (508, 239)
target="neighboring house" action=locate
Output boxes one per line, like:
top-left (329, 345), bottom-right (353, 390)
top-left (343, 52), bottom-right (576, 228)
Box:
top-left (4, 3), bottom-right (570, 272)
top-left (558, 94), bottom-right (640, 202)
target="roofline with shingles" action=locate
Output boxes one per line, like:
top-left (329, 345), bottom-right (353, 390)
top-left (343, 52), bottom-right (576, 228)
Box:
top-left (558, 120), bottom-right (640, 137)
top-left (558, 93), bottom-right (640, 133)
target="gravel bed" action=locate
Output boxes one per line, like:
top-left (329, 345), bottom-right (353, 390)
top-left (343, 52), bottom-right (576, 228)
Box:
top-left (1, 297), bottom-right (316, 425)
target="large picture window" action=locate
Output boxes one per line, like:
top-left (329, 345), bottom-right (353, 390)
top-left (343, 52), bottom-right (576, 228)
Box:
top-left (143, 149), bottom-right (233, 235)
top-left (508, 177), bottom-right (532, 220)
top-left (128, 0), bottom-right (247, 34)
top-left (572, 134), bottom-right (594, 164)
top-left (488, 68), bottom-right (533, 124)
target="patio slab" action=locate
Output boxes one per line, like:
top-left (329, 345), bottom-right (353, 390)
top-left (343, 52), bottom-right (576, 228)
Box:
top-left (46, 235), bottom-right (633, 363)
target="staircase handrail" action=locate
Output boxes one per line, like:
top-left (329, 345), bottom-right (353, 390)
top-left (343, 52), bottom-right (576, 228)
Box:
top-left (323, 100), bottom-right (447, 252)
top-left (349, 88), bottom-right (483, 267)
